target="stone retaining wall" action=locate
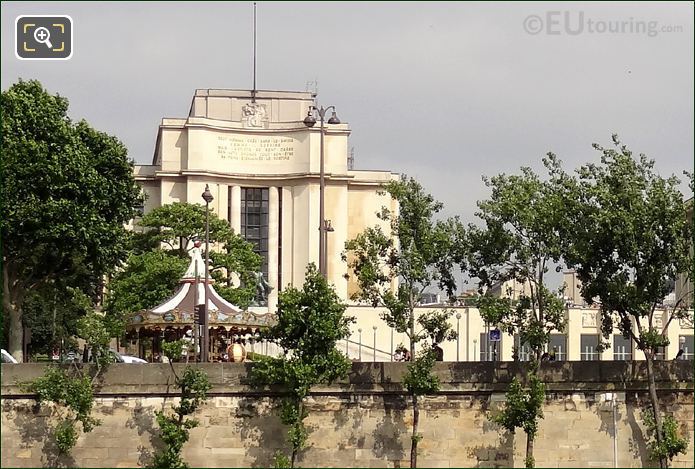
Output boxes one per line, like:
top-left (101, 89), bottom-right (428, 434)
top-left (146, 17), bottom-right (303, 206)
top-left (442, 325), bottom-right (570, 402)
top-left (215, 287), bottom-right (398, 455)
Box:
top-left (1, 361), bottom-right (693, 468)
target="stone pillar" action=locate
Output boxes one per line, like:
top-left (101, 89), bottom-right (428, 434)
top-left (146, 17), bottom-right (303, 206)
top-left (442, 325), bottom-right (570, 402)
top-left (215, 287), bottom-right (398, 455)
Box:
top-left (268, 186), bottom-right (279, 311)
top-left (281, 187), bottom-right (294, 291)
top-left (216, 184), bottom-right (228, 224)
top-left (230, 185), bottom-right (241, 234)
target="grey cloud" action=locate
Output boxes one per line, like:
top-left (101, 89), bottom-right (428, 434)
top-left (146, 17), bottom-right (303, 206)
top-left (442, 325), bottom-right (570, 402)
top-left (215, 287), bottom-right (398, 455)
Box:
top-left (2, 1), bottom-right (692, 220)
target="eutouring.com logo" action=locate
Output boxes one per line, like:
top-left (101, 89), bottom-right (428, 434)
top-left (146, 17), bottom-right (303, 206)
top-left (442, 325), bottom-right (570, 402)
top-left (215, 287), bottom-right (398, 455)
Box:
top-left (16, 15), bottom-right (73, 60)
top-left (523, 11), bottom-right (683, 38)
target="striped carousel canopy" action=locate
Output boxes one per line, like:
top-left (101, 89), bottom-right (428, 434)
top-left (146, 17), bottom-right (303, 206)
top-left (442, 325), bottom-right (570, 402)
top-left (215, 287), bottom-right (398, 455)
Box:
top-left (128, 244), bottom-right (276, 331)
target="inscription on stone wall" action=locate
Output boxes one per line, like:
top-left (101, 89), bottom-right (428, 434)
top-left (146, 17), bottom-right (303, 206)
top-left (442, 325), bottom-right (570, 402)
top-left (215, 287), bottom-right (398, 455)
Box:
top-left (217, 135), bottom-right (295, 162)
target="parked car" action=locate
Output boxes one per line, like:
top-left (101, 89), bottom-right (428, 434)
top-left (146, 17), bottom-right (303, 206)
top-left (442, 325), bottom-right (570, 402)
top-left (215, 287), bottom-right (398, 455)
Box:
top-left (1, 349), bottom-right (19, 364)
top-left (111, 351), bottom-right (147, 364)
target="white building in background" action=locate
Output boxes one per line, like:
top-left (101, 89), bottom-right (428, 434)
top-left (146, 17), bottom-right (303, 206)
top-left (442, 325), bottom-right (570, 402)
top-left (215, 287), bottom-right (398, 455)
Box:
top-left (347, 304), bottom-right (694, 363)
top-left (132, 87), bottom-right (693, 363)
top-left (135, 88), bottom-right (397, 312)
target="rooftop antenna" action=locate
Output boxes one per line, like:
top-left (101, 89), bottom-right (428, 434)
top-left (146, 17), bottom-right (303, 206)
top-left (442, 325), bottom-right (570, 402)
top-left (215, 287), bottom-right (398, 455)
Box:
top-left (251, 2), bottom-right (257, 102)
top-left (348, 146), bottom-right (355, 170)
top-left (305, 79), bottom-right (318, 96)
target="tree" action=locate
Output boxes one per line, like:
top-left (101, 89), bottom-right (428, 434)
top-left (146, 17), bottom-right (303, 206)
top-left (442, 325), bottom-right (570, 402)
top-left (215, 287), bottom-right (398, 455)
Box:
top-left (138, 202), bottom-right (235, 257)
top-left (464, 156), bottom-right (568, 467)
top-left (561, 136), bottom-right (692, 468)
top-left (2, 80), bottom-right (142, 361)
top-left (104, 251), bottom-right (188, 318)
top-left (129, 202), bottom-right (262, 310)
top-left (22, 312), bottom-right (120, 455)
top-left (492, 372), bottom-right (546, 469)
top-left (148, 340), bottom-right (211, 469)
top-left (210, 234), bottom-right (262, 309)
top-left (344, 176), bottom-right (460, 468)
top-left (22, 283), bottom-right (92, 357)
top-left (251, 264), bottom-right (354, 468)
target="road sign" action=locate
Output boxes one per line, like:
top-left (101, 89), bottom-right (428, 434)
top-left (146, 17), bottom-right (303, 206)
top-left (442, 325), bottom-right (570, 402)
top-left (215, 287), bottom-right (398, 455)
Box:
top-left (194, 304), bottom-right (205, 324)
top-left (489, 329), bottom-right (501, 342)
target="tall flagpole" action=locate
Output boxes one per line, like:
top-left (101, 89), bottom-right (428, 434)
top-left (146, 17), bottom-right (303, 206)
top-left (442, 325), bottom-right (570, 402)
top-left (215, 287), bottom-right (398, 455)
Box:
top-left (252, 2), bottom-right (257, 102)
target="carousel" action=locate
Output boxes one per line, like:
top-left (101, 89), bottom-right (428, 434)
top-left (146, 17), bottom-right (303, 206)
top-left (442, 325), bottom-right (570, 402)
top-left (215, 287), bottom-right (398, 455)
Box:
top-left (125, 242), bottom-right (276, 362)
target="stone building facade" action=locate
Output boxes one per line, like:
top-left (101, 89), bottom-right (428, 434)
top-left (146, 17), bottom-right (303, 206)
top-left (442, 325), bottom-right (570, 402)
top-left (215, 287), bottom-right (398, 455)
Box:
top-left (131, 88), bottom-right (693, 365)
top-left (134, 89), bottom-right (396, 312)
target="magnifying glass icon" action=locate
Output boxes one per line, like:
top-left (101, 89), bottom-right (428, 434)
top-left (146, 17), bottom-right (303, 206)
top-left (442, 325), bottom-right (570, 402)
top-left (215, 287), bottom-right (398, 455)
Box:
top-left (33, 27), bottom-right (53, 49)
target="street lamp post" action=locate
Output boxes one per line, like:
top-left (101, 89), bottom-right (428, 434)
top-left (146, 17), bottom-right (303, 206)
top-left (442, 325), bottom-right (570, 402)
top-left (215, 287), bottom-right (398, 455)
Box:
top-left (303, 105), bottom-right (341, 278)
top-left (358, 328), bottom-right (363, 361)
top-left (373, 326), bottom-right (377, 362)
top-left (390, 327), bottom-right (394, 362)
top-left (456, 312), bottom-right (462, 362)
top-left (201, 184), bottom-right (214, 362)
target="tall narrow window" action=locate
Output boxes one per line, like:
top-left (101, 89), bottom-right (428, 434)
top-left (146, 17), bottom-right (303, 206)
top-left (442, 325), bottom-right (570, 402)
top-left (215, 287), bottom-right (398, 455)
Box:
top-left (513, 334), bottom-right (531, 361)
top-left (227, 186), bottom-right (233, 226)
top-left (580, 334), bottom-right (599, 360)
top-left (241, 188), bottom-right (269, 285)
top-left (679, 335), bottom-right (694, 360)
top-left (480, 332), bottom-right (501, 361)
top-left (613, 334), bottom-right (632, 360)
top-left (654, 346), bottom-right (666, 360)
top-left (549, 334), bottom-right (567, 361)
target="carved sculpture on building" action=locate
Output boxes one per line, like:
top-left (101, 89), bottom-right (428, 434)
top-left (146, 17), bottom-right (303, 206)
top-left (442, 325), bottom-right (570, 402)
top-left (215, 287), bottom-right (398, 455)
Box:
top-left (242, 102), bottom-right (268, 128)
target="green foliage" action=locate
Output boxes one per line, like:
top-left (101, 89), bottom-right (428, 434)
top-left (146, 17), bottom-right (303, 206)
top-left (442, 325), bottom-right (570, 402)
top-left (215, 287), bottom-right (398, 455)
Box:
top-left (161, 339), bottom-right (186, 361)
top-left (563, 136), bottom-right (692, 349)
top-left (105, 251), bottom-right (188, 317)
top-left (643, 410), bottom-right (689, 464)
top-left (639, 328), bottom-right (671, 351)
top-left (252, 264), bottom-right (353, 467)
top-left (54, 419), bottom-right (78, 454)
top-left (345, 177), bottom-right (462, 308)
top-left (466, 155), bottom-right (569, 357)
top-left (117, 202), bottom-right (262, 312)
top-left (21, 312), bottom-right (117, 453)
top-left (465, 158), bottom-right (571, 467)
top-left (344, 176), bottom-right (461, 468)
top-left (403, 350), bottom-right (440, 396)
top-left (273, 452), bottom-right (292, 468)
top-left (138, 202), bottom-right (234, 255)
top-left (210, 233), bottom-right (263, 309)
top-left (493, 375), bottom-right (545, 438)
top-left (22, 284), bottom-right (92, 356)
top-left (23, 367), bottom-right (100, 453)
top-left (493, 374), bottom-right (545, 469)
top-left (524, 454), bottom-right (536, 469)
top-left (344, 176), bottom-right (460, 350)
top-left (2, 79), bottom-right (142, 360)
top-left (561, 136), bottom-right (692, 468)
top-left (148, 367), bottom-right (211, 469)
top-left (476, 288), bottom-right (565, 360)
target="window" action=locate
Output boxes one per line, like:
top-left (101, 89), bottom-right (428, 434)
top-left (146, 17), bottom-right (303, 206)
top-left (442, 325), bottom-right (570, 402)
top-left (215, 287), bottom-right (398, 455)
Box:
top-left (678, 335), bottom-right (694, 360)
top-left (613, 334), bottom-right (632, 360)
top-left (513, 334), bottom-right (532, 361)
top-left (654, 346), bottom-right (666, 360)
top-left (580, 334), bottom-right (599, 361)
top-left (241, 188), bottom-right (269, 292)
top-left (549, 334), bottom-right (567, 361)
top-left (480, 332), bottom-right (501, 361)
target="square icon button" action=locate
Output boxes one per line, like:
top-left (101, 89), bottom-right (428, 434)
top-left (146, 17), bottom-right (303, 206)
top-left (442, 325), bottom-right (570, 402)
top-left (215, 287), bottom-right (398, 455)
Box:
top-left (16, 15), bottom-right (73, 60)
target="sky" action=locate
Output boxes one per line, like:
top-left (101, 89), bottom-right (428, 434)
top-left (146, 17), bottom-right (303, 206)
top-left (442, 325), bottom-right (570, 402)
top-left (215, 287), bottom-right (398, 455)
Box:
top-left (2, 1), bottom-right (693, 225)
